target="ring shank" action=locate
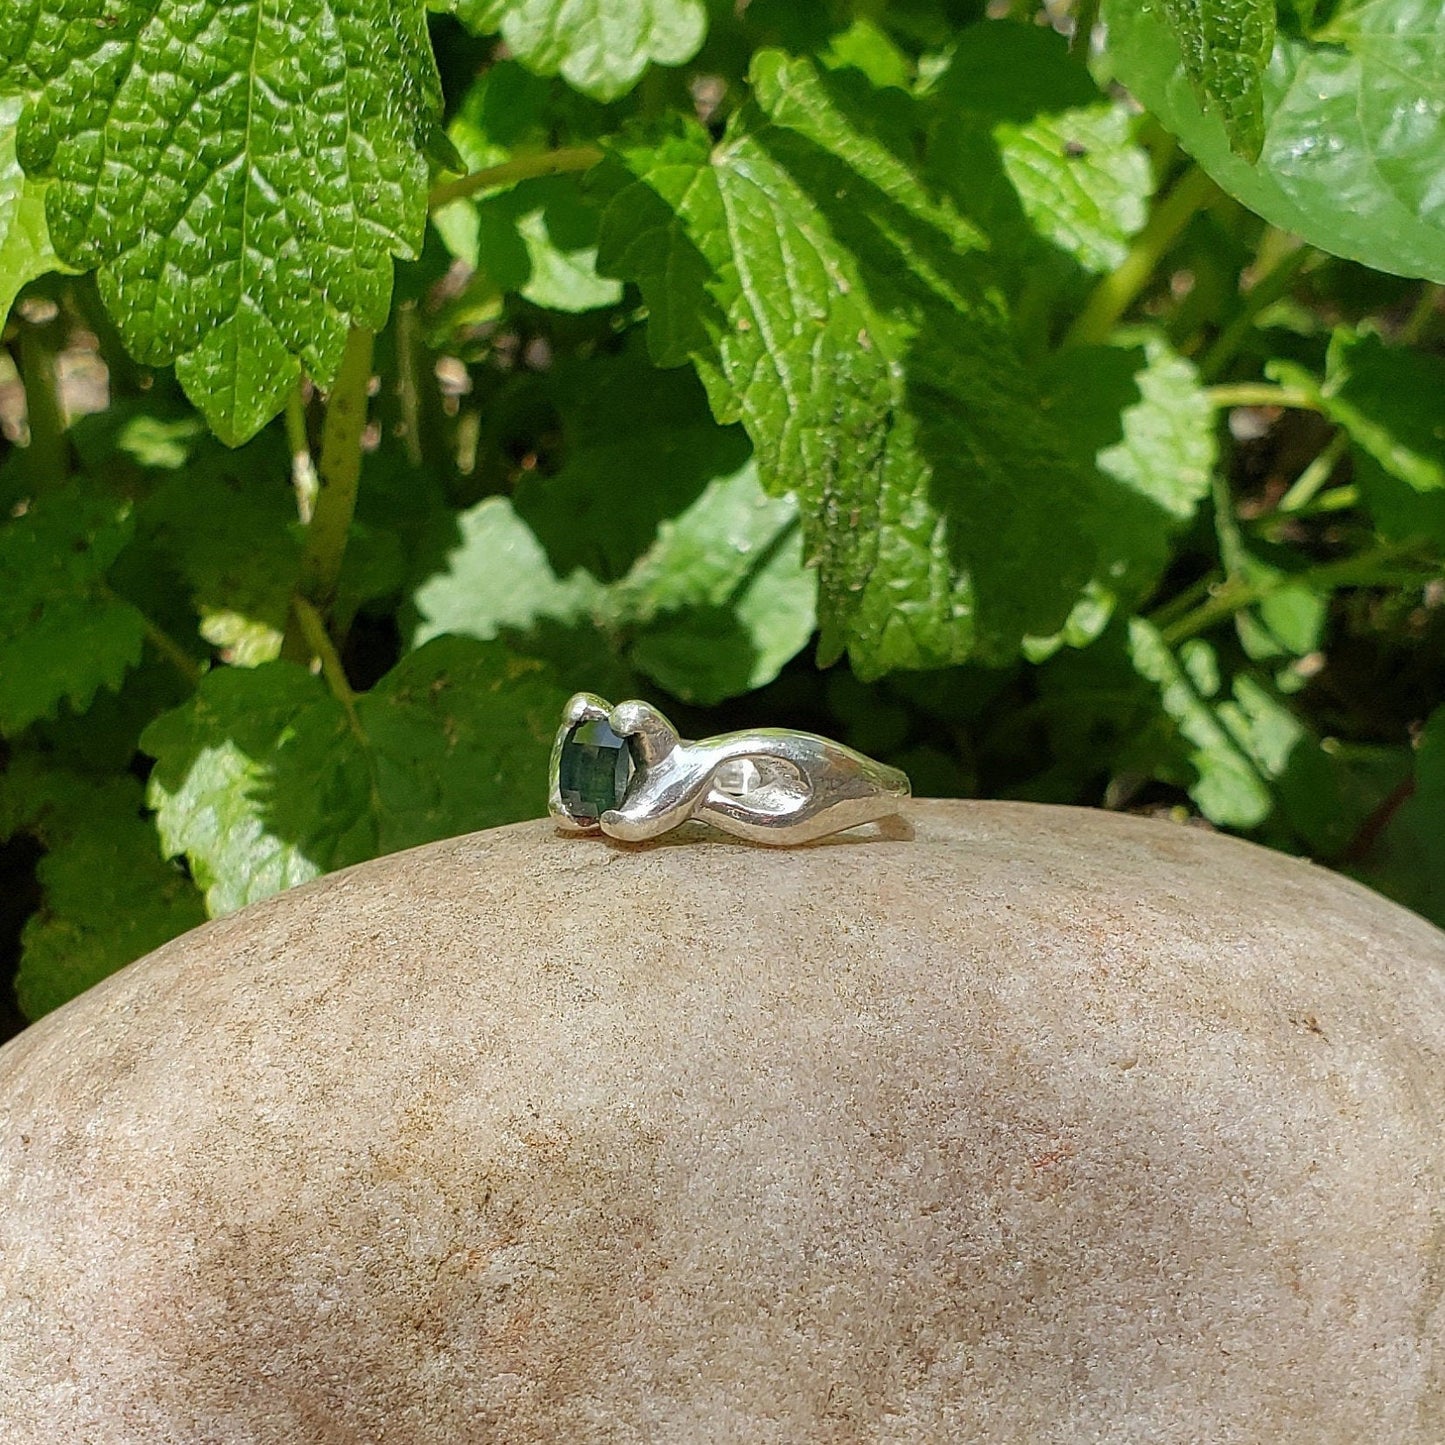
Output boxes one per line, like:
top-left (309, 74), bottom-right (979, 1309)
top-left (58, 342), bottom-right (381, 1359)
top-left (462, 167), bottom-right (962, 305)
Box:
top-left (551, 695), bottom-right (911, 846)
top-left (603, 727), bottom-right (910, 846)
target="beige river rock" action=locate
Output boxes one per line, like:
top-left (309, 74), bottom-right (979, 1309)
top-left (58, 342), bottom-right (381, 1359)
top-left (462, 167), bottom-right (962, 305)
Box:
top-left (1, 800), bottom-right (1444, 1443)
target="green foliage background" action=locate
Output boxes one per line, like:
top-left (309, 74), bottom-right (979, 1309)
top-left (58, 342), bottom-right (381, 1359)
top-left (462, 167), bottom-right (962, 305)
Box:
top-left (1, 0), bottom-right (1443, 1035)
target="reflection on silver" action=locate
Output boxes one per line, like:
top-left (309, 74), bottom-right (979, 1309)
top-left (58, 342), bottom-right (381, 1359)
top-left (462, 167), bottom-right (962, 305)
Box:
top-left (549, 692), bottom-right (911, 846)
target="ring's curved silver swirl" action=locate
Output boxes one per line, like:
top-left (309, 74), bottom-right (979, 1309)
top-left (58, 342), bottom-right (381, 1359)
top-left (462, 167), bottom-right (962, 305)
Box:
top-left (549, 693), bottom-right (911, 846)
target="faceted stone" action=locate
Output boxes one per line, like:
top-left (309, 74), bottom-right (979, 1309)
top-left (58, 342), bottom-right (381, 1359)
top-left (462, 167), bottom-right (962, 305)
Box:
top-left (558, 717), bottom-right (633, 822)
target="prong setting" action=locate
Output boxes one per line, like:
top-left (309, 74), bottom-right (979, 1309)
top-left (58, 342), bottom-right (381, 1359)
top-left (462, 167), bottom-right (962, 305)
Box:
top-left (549, 693), bottom-right (624, 833)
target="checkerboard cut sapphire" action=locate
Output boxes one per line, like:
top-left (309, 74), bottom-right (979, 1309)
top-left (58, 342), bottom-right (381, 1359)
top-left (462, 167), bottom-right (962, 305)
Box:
top-left (558, 718), bottom-right (634, 823)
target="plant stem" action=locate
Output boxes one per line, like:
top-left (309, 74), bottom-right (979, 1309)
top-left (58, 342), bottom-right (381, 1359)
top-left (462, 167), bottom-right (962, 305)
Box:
top-left (394, 303), bottom-right (424, 470)
top-left (1399, 283), bottom-right (1443, 346)
top-left (1278, 431), bottom-right (1349, 513)
top-left (1146, 572), bottom-right (1217, 630)
top-left (1209, 469), bottom-right (1247, 580)
top-left (291, 596), bottom-right (365, 738)
top-left (1339, 775), bottom-right (1417, 865)
top-left (98, 583), bottom-right (202, 685)
top-left (17, 324), bottom-right (69, 487)
top-left (1062, 165), bottom-right (1216, 349)
top-left (280, 326), bottom-right (374, 664)
top-left (139, 615), bottom-right (203, 685)
top-left (1199, 241), bottom-right (1312, 380)
top-left (1293, 483), bottom-right (1358, 516)
top-left (1069, 0), bottom-right (1100, 56)
top-left (428, 146), bottom-right (605, 210)
top-left (285, 383), bottom-right (318, 522)
top-left (1137, 117), bottom-right (1179, 187)
top-left (1160, 540), bottom-right (1429, 645)
top-left (1205, 382), bottom-right (1323, 412)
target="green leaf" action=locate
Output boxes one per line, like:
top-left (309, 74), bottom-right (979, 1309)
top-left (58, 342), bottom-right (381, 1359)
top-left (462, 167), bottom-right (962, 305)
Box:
top-left (412, 352), bottom-right (817, 705)
top-left (0, 759), bottom-right (205, 1018)
top-left (122, 427), bottom-right (407, 664)
top-left (1030, 329), bottom-right (1215, 655)
top-left (595, 54), bottom-right (1101, 678)
top-left (518, 347), bottom-right (818, 702)
top-left (1033, 621), bottom-right (1188, 792)
top-left (142, 662), bottom-right (325, 911)
top-left (1234, 699), bottom-right (1410, 858)
top-left (1215, 671), bottom-right (1329, 830)
top-left (139, 450), bottom-right (300, 665)
top-left (1104, 0), bottom-right (1445, 281)
top-left (1322, 331), bottom-right (1445, 494)
top-left (1084, 333), bottom-right (1216, 533)
top-left (411, 496), bottom-right (605, 649)
top-left (1270, 330), bottom-right (1445, 544)
top-left (1357, 706), bottom-right (1445, 927)
top-left (95, 409), bottom-right (208, 472)
top-left (142, 638), bottom-right (566, 915)
top-left (508, 183), bottom-right (624, 312)
top-left (0, 488), bottom-right (148, 735)
top-left (1353, 460), bottom-right (1445, 552)
top-left (18, 657), bottom-right (192, 776)
top-left (413, 477), bottom-right (815, 706)
top-left (436, 55), bottom-right (596, 172)
top-left (517, 350), bottom-right (754, 581)
top-left (821, 17), bottom-right (912, 91)
top-left (450, 0), bottom-right (707, 101)
top-left (430, 64), bottom-right (622, 314)
top-left (406, 494), bottom-right (634, 700)
top-left (1235, 563), bottom-right (1328, 662)
top-left (1128, 618), bottom-right (1273, 827)
top-left (606, 466), bottom-right (814, 704)
top-left (444, 58), bottom-right (558, 156)
top-left (435, 177), bottom-right (623, 314)
top-left (927, 24), bottom-right (1152, 278)
top-left (1157, 0), bottom-right (1274, 161)
top-left (0, 0), bottom-right (444, 443)
top-left (0, 94), bottom-right (68, 322)
top-left (1125, 618), bottom-right (1393, 846)
top-left (1316, 329), bottom-right (1445, 545)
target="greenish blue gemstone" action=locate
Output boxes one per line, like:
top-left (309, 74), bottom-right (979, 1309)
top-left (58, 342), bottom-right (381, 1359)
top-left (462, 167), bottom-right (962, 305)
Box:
top-left (558, 718), bottom-right (634, 823)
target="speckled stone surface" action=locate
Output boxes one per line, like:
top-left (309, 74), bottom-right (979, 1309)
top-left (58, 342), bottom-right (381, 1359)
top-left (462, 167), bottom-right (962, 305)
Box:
top-left (2, 800), bottom-right (1444, 1443)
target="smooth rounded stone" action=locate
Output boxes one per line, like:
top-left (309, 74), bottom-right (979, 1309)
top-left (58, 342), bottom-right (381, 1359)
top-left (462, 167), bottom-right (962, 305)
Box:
top-left (2, 801), bottom-right (1444, 1444)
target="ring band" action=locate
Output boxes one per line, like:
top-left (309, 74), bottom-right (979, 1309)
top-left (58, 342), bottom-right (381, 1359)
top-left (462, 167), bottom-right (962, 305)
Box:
top-left (549, 693), bottom-right (911, 846)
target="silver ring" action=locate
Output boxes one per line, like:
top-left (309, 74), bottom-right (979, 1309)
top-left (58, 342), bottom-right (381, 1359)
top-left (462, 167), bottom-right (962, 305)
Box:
top-left (549, 692), bottom-right (911, 846)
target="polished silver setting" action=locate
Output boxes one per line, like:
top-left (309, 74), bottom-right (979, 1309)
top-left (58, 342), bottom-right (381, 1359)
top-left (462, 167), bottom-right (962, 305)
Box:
top-left (550, 692), bottom-right (911, 846)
